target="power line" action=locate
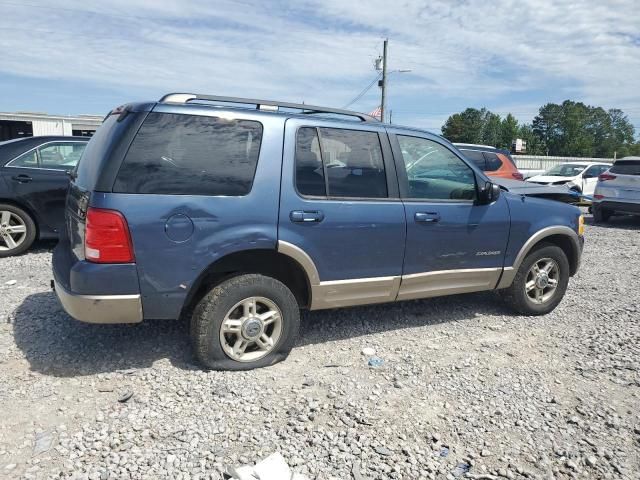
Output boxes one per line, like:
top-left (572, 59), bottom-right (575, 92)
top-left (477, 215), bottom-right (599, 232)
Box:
top-left (342, 73), bottom-right (382, 109)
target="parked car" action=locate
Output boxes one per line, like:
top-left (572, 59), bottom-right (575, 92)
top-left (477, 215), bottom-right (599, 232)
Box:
top-left (52, 94), bottom-right (584, 370)
top-left (0, 136), bottom-right (89, 256)
top-left (454, 143), bottom-right (524, 181)
top-left (592, 156), bottom-right (640, 222)
top-left (527, 162), bottom-right (610, 195)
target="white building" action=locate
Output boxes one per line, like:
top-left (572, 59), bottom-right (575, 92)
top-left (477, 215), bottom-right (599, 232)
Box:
top-left (0, 111), bottom-right (103, 141)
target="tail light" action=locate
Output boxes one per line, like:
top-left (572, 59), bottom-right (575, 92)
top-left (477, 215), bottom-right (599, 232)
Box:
top-left (511, 172), bottom-right (524, 181)
top-left (598, 173), bottom-right (616, 181)
top-left (593, 194), bottom-right (605, 200)
top-left (85, 207), bottom-right (134, 263)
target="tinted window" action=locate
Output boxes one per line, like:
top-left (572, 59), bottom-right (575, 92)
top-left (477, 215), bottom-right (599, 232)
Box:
top-left (38, 142), bottom-right (86, 169)
top-left (610, 160), bottom-right (640, 176)
top-left (483, 152), bottom-right (503, 171)
top-left (9, 149), bottom-right (38, 167)
top-left (397, 136), bottom-right (476, 201)
top-left (295, 127), bottom-right (326, 196)
top-left (584, 165), bottom-right (608, 177)
top-left (319, 128), bottom-right (387, 198)
top-left (460, 149), bottom-right (486, 169)
top-left (114, 113), bottom-right (263, 196)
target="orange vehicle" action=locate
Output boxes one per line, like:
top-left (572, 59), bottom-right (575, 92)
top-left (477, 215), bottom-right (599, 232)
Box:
top-left (454, 143), bottom-right (524, 181)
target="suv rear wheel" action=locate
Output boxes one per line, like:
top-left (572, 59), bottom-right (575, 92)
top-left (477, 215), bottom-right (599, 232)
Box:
top-left (592, 205), bottom-right (611, 223)
top-left (191, 274), bottom-right (300, 370)
top-left (501, 243), bottom-right (570, 315)
top-left (0, 204), bottom-right (37, 258)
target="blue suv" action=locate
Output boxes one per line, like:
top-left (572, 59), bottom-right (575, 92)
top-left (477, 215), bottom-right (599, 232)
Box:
top-left (52, 94), bottom-right (584, 370)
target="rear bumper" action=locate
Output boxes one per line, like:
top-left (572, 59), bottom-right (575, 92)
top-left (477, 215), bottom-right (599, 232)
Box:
top-left (594, 200), bottom-right (640, 215)
top-left (53, 279), bottom-right (143, 324)
top-left (52, 241), bottom-right (143, 324)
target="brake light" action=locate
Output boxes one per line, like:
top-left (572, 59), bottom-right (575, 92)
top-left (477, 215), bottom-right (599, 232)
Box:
top-left (598, 173), bottom-right (616, 181)
top-left (85, 207), bottom-right (134, 263)
top-left (593, 194), bottom-right (605, 200)
top-left (511, 172), bottom-right (524, 181)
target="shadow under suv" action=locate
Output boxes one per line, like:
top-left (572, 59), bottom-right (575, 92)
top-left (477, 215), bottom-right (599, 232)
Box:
top-left (52, 94), bottom-right (584, 370)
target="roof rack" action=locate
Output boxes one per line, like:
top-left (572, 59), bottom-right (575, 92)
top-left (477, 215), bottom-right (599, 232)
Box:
top-left (158, 93), bottom-right (378, 122)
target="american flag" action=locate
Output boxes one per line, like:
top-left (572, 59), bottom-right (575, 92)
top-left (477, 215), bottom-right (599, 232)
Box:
top-left (368, 106), bottom-right (382, 121)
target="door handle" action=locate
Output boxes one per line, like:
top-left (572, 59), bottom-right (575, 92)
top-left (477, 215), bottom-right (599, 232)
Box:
top-left (12, 174), bottom-right (32, 183)
top-left (415, 212), bottom-right (440, 223)
top-left (290, 210), bottom-right (324, 223)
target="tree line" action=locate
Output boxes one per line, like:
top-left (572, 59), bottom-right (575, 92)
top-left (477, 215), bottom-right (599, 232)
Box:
top-left (441, 100), bottom-right (639, 158)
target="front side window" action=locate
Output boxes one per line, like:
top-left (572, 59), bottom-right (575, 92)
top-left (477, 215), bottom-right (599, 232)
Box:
top-left (294, 127), bottom-right (387, 199)
top-left (397, 136), bottom-right (476, 201)
top-left (114, 113), bottom-right (263, 196)
top-left (38, 142), bottom-right (86, 169)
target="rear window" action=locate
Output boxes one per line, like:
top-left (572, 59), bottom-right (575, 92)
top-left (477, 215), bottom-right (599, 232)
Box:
top-left (113, 112), bottom-right (263, 196)
top-left (610, 160), bottom-right (640, 176)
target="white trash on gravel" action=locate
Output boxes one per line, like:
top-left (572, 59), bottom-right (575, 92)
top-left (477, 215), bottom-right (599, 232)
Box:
top-left (227, 452), bottom-right (309, 480)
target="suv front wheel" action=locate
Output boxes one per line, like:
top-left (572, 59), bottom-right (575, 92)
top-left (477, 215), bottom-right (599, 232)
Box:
top-left (191, 274), bottom-right (300, 370)
top-left (501, 243), bottom-right (570, 315)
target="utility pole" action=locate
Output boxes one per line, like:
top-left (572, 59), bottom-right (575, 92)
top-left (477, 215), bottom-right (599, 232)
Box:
top-left (380, 38), bottom-right (388, 123)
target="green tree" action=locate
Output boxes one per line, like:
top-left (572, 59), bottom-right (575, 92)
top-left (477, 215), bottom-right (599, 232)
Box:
top-left (441, 108), bottom-right (487, 143)
top-left (500, 114), bottom-right (519, 150)
top-left (482, 112), bottom-right (502, 147)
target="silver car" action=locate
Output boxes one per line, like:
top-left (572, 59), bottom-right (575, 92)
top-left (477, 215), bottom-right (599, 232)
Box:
top-left (592, 156), bottom-right (640, 222)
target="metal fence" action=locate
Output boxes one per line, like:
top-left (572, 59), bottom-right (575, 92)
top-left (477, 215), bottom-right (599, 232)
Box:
top-left (513, 155), bottom-right (614, 170)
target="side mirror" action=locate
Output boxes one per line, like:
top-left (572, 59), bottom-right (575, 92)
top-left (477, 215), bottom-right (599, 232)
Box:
top-left (478, 181), bottom-right (500, 205)
top-left (583, 173), bottom-right (594, 179)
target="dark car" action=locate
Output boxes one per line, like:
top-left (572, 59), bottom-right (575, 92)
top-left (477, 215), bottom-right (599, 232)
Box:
top-left (0, 136), bottom-right (89, 256)
top-left (53, 94), bottom-right (583, 371)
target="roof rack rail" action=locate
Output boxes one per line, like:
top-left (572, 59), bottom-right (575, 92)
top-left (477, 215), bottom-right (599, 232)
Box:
top-left (158, 93), bottom-right (378, 122)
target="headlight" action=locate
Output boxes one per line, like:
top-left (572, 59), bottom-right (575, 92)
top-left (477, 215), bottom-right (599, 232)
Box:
top-left (578, 215), bottom-right (585, 236)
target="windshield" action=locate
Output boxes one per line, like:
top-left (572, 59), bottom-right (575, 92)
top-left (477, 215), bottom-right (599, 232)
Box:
top-left (545, 164), bottom-right (588, 176)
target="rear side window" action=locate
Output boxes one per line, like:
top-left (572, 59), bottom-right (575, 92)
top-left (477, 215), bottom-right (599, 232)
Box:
top-left (295, 127), bottom-right (387, 198)
top-left (114, 113), bottom-right (263, 196)
top-left (483, 152), bottom-right (503, 171)
top-left (460, 149), bottom-right (486, 169)
top-left (610, 160), bottom-right (640, 176)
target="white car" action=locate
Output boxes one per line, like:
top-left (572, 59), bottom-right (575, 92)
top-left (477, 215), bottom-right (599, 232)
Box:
top-left (592, 157), bottom-right (640, 222)
top-left (527, 162), bottom-right (611, 195)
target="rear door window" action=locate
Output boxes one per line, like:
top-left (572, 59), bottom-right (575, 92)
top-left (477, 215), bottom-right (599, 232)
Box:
top-left (610, 160), bottom-right (640, 176)
top-left (114, 112), bottom-right (263, 196)
top-left (483, 152), bottom-right (502, 171)
top-left (295, 127), bottom-right (387, 199)
top-left (461, 149), bottom-right (486, 169)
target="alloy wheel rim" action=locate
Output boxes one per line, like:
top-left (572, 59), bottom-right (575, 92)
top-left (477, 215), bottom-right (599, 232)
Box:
top-left (525, 257), bottom-right (560, 304)
top-left (219, 296), bottom-right (283, 362)
top-left (0, 211), bottom-right (27, 252)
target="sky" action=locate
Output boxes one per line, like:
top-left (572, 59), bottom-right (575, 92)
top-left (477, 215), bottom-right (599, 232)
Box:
top-left (1, 0), bottom-right (639, 133)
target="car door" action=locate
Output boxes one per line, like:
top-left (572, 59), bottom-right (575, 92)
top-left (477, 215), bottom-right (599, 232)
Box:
top-left (278, 119), bottom-right (406, 309)
top-left (2, 141), bottom-right (86, 232)
top-left (388, 132), bottom-right (510, 300)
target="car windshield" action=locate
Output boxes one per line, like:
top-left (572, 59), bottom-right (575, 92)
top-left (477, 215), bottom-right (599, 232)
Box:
top-left (545, 164), bottom-right (587, 176)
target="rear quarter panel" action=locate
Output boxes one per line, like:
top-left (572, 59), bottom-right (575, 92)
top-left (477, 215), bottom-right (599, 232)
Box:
top-left (92, 108), bottom-right (286, 320)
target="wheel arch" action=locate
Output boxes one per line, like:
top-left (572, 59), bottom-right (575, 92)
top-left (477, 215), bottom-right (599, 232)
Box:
top-left (498, 226), bottom-right (581, 288)
top-left (0, 198), bottom-right (40, 237)
top-left (180, 247), bottom-right (312, 321)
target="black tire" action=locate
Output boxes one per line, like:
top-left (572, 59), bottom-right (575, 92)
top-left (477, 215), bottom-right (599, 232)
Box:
top-left (0, 203), bottom-right (37, 258)
top-left (592, 205), bottom-right (611, 223)
top-left (190, 274), bottom-right (300, 370)
top-left (501, 243), bottom-right (570, 315)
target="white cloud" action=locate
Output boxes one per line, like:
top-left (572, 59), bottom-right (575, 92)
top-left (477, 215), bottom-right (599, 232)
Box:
top-left (0, 0), bottom-right (638, 126)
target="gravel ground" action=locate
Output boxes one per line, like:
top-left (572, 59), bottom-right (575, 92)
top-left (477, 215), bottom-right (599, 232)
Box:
top-left (0, 213), bottom-right (639, 480)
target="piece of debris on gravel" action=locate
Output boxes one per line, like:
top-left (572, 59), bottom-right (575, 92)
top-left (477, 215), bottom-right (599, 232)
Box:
top-left (0, 216), bottom-right (639, 479)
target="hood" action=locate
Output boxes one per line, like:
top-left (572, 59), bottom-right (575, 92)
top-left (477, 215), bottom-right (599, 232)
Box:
top-left (526, 175), bottom-right (575, 184)
top-left (493, 177), bottom-right (581, 204)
